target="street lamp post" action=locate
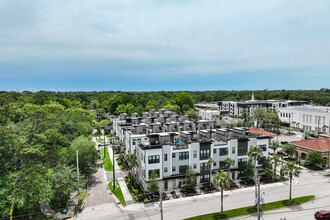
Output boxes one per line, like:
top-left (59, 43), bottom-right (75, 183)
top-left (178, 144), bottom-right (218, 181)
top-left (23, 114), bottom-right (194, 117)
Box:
top-left (113, 142), bottom-right (116, 190)
top-left (103, 127), bottom-right (106, 158)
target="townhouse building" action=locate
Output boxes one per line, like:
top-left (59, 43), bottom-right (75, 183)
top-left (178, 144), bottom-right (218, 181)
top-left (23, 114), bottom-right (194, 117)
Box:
top-left (112, 109), bottom-right (273, 192)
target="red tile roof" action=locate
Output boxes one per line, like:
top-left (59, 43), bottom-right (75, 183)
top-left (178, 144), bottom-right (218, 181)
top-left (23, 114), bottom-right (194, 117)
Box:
top-left (246, 128), bottom-right (276, 136)
top-left (291, 137), bottom-right (330, 152)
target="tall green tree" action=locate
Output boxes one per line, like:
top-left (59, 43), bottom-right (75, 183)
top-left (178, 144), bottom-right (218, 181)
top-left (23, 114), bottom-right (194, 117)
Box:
top-left (213, 170), bottom-right (230, 215)
top-left (283, 162), bottom-right (302, 203)
top-left (224, 158), bottom-right (235, 180)
top-left (208, 157), bottom-right (216, 187)
top-left (248, 145), bottom-right (263, 198)
top-left (185, 166), bottom-right (197, 190)
top-left (272, 154), bottom-right (281, 181)
top-left (307, 150), bottom-right (323, 169)
top-left (68, 136), bottom-right (98, 175)
top-left (147, 170), bottom-right (159, 195)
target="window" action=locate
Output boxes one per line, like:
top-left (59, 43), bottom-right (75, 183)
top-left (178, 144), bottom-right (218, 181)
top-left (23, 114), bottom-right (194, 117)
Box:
top-left (200, 149), bottom-right (210, 160)
top-left (193, 164), bottom-right (197, 169)
top-left (148, 155), bottom-right (160, 164)
top-left (258, 157), bottom-right (266, 165)
top-left (259, 145), bottom-right (267, 151)
top-left (132, 139), bottom-right (136, 145)
top-left (232, 147), bottom-right (235, 154)
top-left (172, 166), bottom-right (176, 172)
top-left (219, 148), bottom-right (228, 156)
top-left (238, 158), bottom-right (247, 177)
top-left (213, 162), bottom-right (216, 166)
top-left (179, 152), bottom-right (189, 160)
top-left (164, 167), bottom-right (168, 173)
top-left (164, 154), bottom-right (168, 161)
top-left (172, 153), bottom-right (176, 158)
top-left (219, 161), bottom-right (226, 169)
top-left (238, 141), bottom-right (248, 156)
top-left (200, 174), bottom-right (210, 183)
top-left (200, 163), bottom-right (209, 172)
top-left (213, 149), bottom-right (217, 154)
top-left (193, 151), bottom-right (197, 158)
top-left (148, 169), bottom-right (160, 178)
top-left (179, 165), bottom-right (188, 174)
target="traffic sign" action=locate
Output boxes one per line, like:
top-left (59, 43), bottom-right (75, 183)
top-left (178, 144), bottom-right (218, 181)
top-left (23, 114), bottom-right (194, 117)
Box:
top-left (74, 197), bottom-right (79, 205)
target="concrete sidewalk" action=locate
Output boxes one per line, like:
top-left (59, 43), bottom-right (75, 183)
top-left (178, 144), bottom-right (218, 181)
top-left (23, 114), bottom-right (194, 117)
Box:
top-left (107, 144), bottom-right (134, 205)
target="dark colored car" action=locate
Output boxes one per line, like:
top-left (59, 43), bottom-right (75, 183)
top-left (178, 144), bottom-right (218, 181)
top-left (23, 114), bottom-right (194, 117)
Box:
top-left (315, 210), bottom-right (330, 219)
top-left (277, 151), bottom-right (288, 156)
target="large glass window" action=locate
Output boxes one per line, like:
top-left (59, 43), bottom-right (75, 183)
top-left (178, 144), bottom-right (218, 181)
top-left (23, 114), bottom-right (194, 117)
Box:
top-left (259, 145), bottom-right (267, 151)
top-left (179, 165), bottom-right (188, 174)
top-left (219, 148), bottom-right (228, 156)
top-left (164, 154), bottom-right (168, 161)
top-left (200, 162), bottom-right (210, 172)
top-left (179, 152), bottom-right (189, 160)
top-left (200, 149), bottom-right (210, 160)
top-left (238, 141), bottom-right (248, 156)
top-left (148, 155), bottom-right (160, 164)
top-left (172, 153), bottom-right (176, 158)
top-left (193, 151), bottom-right (197, 158)
top-left (238, 158), bottom-right (247, 177)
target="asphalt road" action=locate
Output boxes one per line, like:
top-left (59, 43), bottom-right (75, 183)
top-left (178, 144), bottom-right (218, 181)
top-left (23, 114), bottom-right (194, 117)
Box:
top-left (75, 167), bottom-right (329, 220)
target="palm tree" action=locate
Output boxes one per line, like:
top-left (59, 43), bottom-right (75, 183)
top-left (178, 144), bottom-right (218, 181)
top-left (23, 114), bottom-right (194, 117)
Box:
top-left (272, 154), bottom-right (281, 181)
top-left (247, 145), bottom-right (263, 198)
top-left (208, 157), bottom-right (216, 188)
top-left (125, 153), bottom-right (138, 180)
top-left (269, 141), bottom-right (279, 154)
top-left (213, 170), bottom-right (230, 215)
top-left (283, 161), bottom-right (302, 203)
top-left (224, 158), bottom-right (235, 180)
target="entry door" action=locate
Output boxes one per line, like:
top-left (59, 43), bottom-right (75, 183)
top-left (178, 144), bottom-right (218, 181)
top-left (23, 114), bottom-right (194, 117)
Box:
top-left (164, 180), bottom-right (168, 191)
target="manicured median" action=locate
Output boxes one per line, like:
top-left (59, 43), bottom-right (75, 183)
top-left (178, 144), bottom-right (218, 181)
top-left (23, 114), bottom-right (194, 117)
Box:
top-left (101, 147), bottom-right (113, 171)
top-left (185, 195), bottom-right (315, 220)
top-left (108, 179), bottom-right (127, 206)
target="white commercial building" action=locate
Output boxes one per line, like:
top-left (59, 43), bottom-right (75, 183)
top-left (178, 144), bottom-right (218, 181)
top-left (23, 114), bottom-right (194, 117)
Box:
top-left (278, 105), bottom-right (330, 133)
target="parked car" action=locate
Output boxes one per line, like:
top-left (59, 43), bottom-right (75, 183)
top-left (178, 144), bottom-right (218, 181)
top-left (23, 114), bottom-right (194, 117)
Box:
top-left (315, 210), bottom-right (330, 219)
top-left (281, 141), bottom-right (288, 144)
top-left (277, 151), bottom-right (288, 156)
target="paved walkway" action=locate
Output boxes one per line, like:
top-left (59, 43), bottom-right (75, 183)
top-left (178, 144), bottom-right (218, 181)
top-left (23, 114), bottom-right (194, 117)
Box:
top-left (107, 142), bottom-right (134, 205)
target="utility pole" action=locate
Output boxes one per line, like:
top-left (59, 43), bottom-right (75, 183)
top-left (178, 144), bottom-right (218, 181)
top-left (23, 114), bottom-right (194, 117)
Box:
top-left (103, 127), bottom-right (106, 158)
top-left (257, 176), bottom-right (261, 220)
top-left (76, 150), bottom-right (80, 194)
top-left (113, 142), bottom-right (116, 190)
top-left (160, 191), bottom-right (163, 220)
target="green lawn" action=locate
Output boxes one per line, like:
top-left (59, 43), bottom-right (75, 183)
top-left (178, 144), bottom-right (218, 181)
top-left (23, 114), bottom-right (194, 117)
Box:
top-left (77, 188), bottom-right (87, 205)
top-left (98, 138), bottom-right (104, 143)
top-left (74, 188), bottom-right (88, 215)
top-left (108, 179), bottom-right (126, 206)
top-left (101, 147), bottom-right (113, 171)
top-left (185, 195), bottom-right (315, 220)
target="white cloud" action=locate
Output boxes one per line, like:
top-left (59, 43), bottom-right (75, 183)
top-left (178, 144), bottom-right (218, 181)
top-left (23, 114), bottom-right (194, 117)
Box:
top-left (0, 0), bottom-right (329, 78)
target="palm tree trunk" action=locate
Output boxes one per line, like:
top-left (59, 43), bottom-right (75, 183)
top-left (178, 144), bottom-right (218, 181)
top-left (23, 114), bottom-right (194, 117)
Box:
top-left (210, 165), bottom-right (212, 188)
top-left (221, 187), bottom-right (224, 214)
top-left (289, 176), bottom-right (292, 203)
top-left (254, 160), bottom-right (257, 198)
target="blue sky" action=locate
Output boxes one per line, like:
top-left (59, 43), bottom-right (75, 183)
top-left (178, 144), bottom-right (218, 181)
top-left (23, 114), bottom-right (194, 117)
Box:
top-left (0, 0), bottom-right (329, 91)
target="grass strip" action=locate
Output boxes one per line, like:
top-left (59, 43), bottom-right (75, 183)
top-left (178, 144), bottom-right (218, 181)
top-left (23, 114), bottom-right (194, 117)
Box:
top-left (185, 195), bottom-right (315, 220)
top-left (108, 179), bottom-right (127, 206)
top-left (101, 147), bottom-right (113, 171)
